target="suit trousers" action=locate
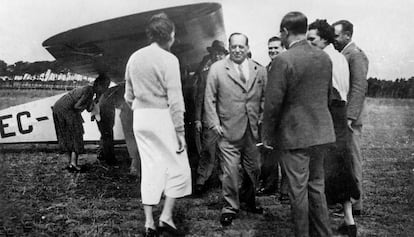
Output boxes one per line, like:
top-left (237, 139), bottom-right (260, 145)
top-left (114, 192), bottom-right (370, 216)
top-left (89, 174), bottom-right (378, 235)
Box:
top-left (349, 124), bottom-right (363, 211)
top-left (97, 110), bottom-right (116, 162)
top-left (280, 146), bottom-right (332, 237)
top-left (259, 149), bottom-right (279, 192)
top-left (219, 128), bottom-right (261, 214)
top-left (196, 127), bottom-right (219, 185)
top-left (260, 150), bottom-right (289, 195)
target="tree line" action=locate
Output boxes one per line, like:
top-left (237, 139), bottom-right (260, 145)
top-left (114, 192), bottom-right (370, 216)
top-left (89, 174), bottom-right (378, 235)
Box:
top-left (1, 59), bottom-right (414, 98)
top-left (0, 59), bottom-right (69, 77)
top-left (367, 77), bottom-right (414, 99)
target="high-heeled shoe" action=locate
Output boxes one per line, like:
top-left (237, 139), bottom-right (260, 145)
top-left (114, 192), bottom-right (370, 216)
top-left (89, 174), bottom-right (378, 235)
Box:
top-left (158, 221), bottom-right (186, 236)
top-left (337, 223), bottom-right (357, 237)
top-left (67, 164), bottom-right (81, 173)
top-left (144, 227), bottom-right (158, 237)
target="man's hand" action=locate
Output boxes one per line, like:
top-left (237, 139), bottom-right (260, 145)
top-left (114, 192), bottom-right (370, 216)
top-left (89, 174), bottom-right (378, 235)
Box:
top-left (195, 121), bottom-right (202, 133)
top-left (90, 103), bottom-right (101, 122)
top-left (347, 119), bottom-right (354, 132)
top-left (212, 125), bottom-right (224, 136)
top-left (176, 131), bottom-right (186, 154)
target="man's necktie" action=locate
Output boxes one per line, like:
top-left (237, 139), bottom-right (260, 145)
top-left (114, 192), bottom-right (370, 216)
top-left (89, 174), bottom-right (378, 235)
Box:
top-left (238, 64), bottom-right (246, 84)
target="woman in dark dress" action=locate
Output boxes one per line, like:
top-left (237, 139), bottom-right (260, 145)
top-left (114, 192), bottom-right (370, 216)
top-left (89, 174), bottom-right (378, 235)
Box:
top-left (52, 75), bottom-right (110, 172)
top-left (325, 97), bottom-right (361, 237)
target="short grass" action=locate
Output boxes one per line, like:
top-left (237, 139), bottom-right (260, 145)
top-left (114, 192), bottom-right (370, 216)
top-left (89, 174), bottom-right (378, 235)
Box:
top-left (0, 92), bottom-right (413, 236)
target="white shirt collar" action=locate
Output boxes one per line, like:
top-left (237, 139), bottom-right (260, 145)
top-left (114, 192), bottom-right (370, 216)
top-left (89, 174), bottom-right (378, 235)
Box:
top-left (232, 59), bottom-right (249, 82)
top-left (323, 43), bottom-right (335, 53)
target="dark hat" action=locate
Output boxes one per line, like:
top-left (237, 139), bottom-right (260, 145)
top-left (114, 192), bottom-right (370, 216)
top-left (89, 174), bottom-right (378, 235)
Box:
top-left (207, 40), bottom-right (227, 53)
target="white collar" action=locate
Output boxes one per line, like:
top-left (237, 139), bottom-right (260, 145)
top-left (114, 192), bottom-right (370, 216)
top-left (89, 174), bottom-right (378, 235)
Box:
top-left (323, 44), bottom-right (335, 52)
top-left (232, 59), bottom-right (249, 81)
top-left (232, 58), bottom-right (249, 69)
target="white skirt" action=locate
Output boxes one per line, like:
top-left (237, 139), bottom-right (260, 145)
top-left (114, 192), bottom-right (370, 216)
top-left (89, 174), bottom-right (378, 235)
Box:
top-left (133, 108), bottom-right (192, 205)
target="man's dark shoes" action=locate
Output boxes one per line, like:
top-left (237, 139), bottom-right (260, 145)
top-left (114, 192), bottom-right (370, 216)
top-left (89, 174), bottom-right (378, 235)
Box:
top-left (194, 184), bottom-right (205, 196)
top-left (220, 213), bottom-right (236, 226)
top-left (240, 202), bottom-right (264, 214)
top-left (158, 221), bottom-right (185, 236)
top-left (337, 223), bottom-right (357, 237)
top-left (245, 205), bottom-right (264, 214)
top-left (144, 227), bottom-right (158, 237)
top-left (256, 187), bottom-right (275, 196)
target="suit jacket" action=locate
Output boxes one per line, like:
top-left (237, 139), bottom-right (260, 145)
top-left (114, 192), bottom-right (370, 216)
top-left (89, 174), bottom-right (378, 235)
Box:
top-left (204, 58), bottom-right (267, 142)
top-left (194, 56), bottom-right (214, 123)
top-left (262, 39), bottom-right (335, 150)
top-left (342, 42), bottom-right (369, 126)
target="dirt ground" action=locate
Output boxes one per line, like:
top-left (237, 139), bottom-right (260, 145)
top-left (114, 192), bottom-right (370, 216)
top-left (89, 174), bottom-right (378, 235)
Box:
top-left (0, 94), bottom-right (413, 236)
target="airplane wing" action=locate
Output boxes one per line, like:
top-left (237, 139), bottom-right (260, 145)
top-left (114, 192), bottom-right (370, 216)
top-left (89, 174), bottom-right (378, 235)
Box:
top-left (2, 3), bottom-right (226, 144)
top-left (42, 2), bottom-right (226, 82)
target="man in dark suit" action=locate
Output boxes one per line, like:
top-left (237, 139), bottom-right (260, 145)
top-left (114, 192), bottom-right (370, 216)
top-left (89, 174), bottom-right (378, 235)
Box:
top-left (193, 40), bottom-right (227, 195)
top-left (332, 20), bottom-right (369, 216)
top-left (96, 83), bottom-right (140, 175)
top-left (262, 12), bottom-right (335, 237)
top-left (204, 33), bottom-right (267, 226)
top-left (257, 36), bottom-right (289, 203)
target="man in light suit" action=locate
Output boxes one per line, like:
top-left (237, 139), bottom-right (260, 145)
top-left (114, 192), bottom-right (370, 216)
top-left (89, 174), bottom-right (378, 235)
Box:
top-left (332, 20), bottom-right (369, 216)
top-left (204, 33), bottom-right (267, 226)
top-left (262, 12), bottom-right (335, 237)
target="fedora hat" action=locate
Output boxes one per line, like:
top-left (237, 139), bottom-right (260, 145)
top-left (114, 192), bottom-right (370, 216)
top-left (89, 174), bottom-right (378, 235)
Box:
top-left (207, 40), bottom-right (228, 54)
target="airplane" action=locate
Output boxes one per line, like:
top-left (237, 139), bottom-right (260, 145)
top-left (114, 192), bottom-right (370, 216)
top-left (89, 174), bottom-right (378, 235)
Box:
top-left (0, 2), bottom-right (226, 148)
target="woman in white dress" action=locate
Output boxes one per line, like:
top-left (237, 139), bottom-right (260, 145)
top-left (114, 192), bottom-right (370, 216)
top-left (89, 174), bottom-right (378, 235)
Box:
top-left (124, 13), bottom-right (191, 237)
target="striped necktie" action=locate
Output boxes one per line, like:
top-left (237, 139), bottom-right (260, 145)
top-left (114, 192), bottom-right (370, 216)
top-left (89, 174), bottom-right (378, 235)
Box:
top-left (238, 64), bottom-right (246, 84)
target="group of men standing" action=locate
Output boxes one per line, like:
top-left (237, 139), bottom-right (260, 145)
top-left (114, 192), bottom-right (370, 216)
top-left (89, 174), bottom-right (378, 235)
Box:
top-left (191, 11), bottom-right (368, 237)
top-left (92, 10), bottom-right (368, 237)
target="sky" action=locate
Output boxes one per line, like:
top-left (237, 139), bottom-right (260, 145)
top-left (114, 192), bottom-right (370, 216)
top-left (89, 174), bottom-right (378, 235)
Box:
top-left (1, 0), bottom-right (413, 80)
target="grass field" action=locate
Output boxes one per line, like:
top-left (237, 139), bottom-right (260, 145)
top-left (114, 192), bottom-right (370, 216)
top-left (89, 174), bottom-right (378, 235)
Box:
top-left (0, 91), bottom-right (413, 236)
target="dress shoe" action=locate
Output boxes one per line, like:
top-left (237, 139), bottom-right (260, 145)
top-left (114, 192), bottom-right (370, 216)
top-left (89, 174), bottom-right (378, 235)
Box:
top-left (144, 227), bottom-right (158, 237)
top-left (242, 205), bottom-right (264, 214)
top-left (337, 223), bottom-right (357, 237)
top-left (220, 213), bottom-right (236, 226)
top-left (194, 184), bottom-right (205, 196)
top-left (256, 187), bottom-right (275, 196)
top-left (66, 164), bottom-right (81, 173)
top-left (158, 221), bottom-right (185, 236)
